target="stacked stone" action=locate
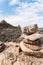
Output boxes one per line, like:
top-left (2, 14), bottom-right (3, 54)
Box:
top-left (20, 24), bottom-right (43, 57)
top-left (23, 24), bottom-right (38, 35)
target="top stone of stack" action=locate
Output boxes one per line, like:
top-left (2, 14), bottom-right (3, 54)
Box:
top-left (24, 24), bottom-right (38, 35)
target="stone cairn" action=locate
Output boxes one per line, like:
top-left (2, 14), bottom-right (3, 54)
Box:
top-left (20, 24), bottom-right (43, 57)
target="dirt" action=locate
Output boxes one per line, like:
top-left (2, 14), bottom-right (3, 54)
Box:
top-left (0, 42), bottom-right (43, 65)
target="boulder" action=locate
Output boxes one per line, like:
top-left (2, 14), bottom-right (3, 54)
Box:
top-left (23, 33), bottom-right (41, 42)
top-left (20, 41), bottom-right (42, 51)
top-left (24, 24), bottom-right (38, 35)
top-left (25, 43), bottom-right (42, 51)
top-left (23, 38), bottom-right (41, 45)
top-left (23, 35), bottom-right (42, 51)
top-left (20, 41), bottom-right (43, 56)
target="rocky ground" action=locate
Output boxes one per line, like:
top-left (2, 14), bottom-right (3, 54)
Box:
top-left (0, 42), bottom-right (43, 65)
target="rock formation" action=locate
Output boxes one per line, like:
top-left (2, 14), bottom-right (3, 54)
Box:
top-left (24, 24), bottom-right (38, 35)
top-left (20, 24), bottom-right (43, 57)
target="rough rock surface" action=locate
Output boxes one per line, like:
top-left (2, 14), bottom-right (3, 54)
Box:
top-left (23, 37), bottom-right (41, 45)
top-left (24, 33), bottom-right (41, 41)
top-left (25, 43), bottom-right (42, 51)
top-left (13, 53), bottom-right (43, 65)
top-left (0, 42), bottom-right (20, 65)
top-left (20, 33), bottom-right (42, 51)
top-left (0, 41), bottom-right (43, 65)
top-left (0, 40), bottom-right (43, 65)
top-left (24, 24), bottom-right (38, 35)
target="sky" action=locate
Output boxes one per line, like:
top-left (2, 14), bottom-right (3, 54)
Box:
top-left (0, 0), bottom-right (43, 27)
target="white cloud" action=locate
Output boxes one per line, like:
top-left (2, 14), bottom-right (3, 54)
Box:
top-left (4, 2), bottom-right (43, 27)
top-left (0, 0), bottom-right (43, 27)
top-left (38, 0), bottom-right (43, 3)
top-left (9, 0), bottom-right (19, 5)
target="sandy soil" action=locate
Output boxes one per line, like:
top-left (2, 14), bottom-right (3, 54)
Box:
top-left (0, 42), bottom-right (43, 65)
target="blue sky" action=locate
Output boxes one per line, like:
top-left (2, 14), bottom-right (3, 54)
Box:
top-left (0, 0), bottom-right (43, 27)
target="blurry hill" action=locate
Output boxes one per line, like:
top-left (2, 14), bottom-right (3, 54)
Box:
top-left (0, 20), bottom-right (22, 42)
top-left (0, 20), bottom-right (14, 29)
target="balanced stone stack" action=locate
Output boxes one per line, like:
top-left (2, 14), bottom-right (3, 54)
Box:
top-left (24, 24), bottom-right (38, 35)
top-left (20, 24), bottom-right (43, 57)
